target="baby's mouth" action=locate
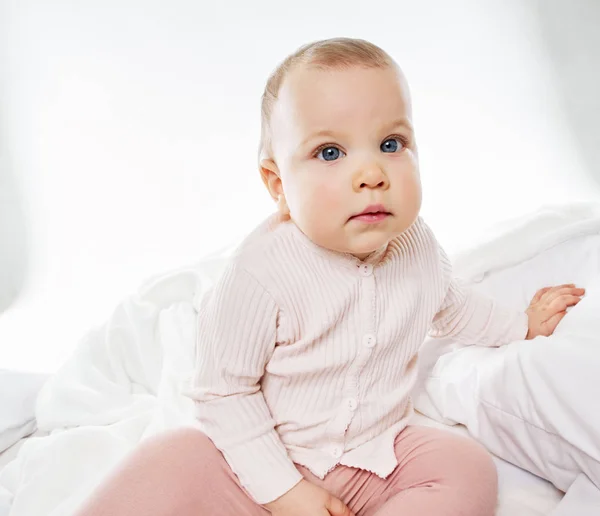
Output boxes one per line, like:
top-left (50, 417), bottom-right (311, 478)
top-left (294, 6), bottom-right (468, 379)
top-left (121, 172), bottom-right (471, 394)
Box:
top-left (349, 204), bottom-right (392, 223)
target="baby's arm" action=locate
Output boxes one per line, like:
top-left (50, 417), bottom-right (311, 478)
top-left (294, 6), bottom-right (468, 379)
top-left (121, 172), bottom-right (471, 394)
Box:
top-left (428, 274), bottom-right (528, 347)
top-left (187, 263), bottom-right (303, 505)
top-left (428, 248), bottom-right (583, 346)
top-left (188, 264), bottom-right (355, 515)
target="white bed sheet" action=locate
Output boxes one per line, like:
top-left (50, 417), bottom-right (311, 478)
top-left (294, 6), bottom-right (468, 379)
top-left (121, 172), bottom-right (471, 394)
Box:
top-left (0, 429), bottom-right (48, 471)
top-left (0, 431), bottom-right (47, 516)
top-left (0, 437), bottom-right (27, 516)
top-left (411, 413), bottom-right (563, 516)
top-left (0, 445), bottom-right (17, 472)
top-left (0, 436), bottom-right (30, 471)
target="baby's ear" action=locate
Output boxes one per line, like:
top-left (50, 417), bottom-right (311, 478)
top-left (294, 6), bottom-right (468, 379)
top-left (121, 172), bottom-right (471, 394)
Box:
top-left (259, 158), bottom-right (283, 201)
top-left (259, 159), bottom-right (290, 218)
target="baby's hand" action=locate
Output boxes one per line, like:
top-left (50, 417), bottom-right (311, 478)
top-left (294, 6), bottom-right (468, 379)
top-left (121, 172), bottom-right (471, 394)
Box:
top-left (264, 479), bottom-right (354, 516)
top-left (525, 283), bottom-right (585, 339)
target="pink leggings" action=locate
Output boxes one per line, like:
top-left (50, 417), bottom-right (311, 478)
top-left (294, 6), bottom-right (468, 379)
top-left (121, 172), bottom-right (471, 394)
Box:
top-left (74, 425), bottom-right (498, 516)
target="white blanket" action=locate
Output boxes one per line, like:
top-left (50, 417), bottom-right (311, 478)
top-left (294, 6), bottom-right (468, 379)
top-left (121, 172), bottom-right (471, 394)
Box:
top-left (0, 370), bottom-right (48, 454)
top-left (0, 264), bottom-right (215, 516)
top-left (1, 204), bottom-right (597, 516)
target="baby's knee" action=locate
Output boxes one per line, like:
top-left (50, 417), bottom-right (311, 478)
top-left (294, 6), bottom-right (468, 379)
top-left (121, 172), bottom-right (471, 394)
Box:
top-left (140, 427), bottom-right (223, 479)
top-left (141, 428), bottom-right (265, 514)
top-left (148, 426), bottom-right (216, 454)
top-left (456, 437), bottom-right (498, 485)
top-left (444, 436), bottom-right (498, 514)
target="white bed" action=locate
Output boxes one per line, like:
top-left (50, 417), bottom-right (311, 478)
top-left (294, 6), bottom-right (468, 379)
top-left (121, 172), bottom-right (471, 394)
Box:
top-left (0, 431), bottom-right (44, 471)
top-left (0, 437), bottom-right (30, 515)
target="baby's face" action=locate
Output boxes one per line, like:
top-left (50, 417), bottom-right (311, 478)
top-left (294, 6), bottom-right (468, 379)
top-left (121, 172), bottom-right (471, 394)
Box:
top-left (268, 64), bottom-right (422, 259)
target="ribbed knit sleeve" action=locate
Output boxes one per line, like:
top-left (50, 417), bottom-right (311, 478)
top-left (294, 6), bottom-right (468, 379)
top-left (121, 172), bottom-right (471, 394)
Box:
top-left (429, 251), bottom-right (529, 347)
top-left (189, 263), bottom-right (303, 504)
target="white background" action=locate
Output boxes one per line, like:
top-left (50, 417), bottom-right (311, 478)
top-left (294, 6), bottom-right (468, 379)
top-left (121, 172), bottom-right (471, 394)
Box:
top-left (1, 0), bottom-right (599, 372)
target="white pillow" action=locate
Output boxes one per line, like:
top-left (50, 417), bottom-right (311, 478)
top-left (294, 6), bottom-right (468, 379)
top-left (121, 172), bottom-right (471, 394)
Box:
top-left (416, 233), bottom-right (600, 492)
top-left (0, 371), bottom-right (48, 454)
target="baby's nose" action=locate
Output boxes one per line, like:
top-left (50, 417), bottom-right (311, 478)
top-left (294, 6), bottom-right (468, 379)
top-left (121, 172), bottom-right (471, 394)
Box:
top-left (353, 164), bottom-right (389, 191)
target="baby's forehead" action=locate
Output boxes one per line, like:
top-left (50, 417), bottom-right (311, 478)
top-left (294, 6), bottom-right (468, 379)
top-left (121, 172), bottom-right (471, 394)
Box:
top-left (283, 62), bottom-right (407, 93)
top-left (273, 64), bottom-right (412, 136)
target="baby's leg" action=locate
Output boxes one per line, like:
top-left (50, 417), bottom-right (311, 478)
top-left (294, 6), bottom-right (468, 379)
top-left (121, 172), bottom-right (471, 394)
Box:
top-left (374, 425), bottom-right (498, 515)
top-left (73, 427), bottom-right (269, 516)
top-left (307, 425), bottom-right (497, 515)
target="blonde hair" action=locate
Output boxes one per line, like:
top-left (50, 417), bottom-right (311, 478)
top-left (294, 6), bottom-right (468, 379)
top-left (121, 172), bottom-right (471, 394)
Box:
top-left (259, 37), bottom-right (397, 160)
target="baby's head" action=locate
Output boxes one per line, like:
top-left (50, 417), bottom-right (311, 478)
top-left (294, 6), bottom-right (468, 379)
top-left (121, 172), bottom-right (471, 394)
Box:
top-left (259, 38), bottom-right (421, 260)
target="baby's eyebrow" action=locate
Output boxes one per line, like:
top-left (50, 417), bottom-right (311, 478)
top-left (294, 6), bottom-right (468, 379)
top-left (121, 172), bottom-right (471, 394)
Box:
top-left (301, 129), bottom-right (338, 148)
top-left (300, 118), bottom-right (413, 148)
top-left (385, 118), bottom-right (414, 134)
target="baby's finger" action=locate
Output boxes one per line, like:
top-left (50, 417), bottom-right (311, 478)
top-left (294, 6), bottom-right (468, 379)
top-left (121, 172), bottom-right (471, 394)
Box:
top-left (544, 310), bottom-right (567, 335)
top-left (548, 294), bottom-right (582, 313)
top-left (531, 287), bottom-right (551, 304)
top-left (326, 495), bottom-right (355, 516)
top-left (557, 286), bottom-right (585, 295)
top-left (542, 286), bottom-right (584, 304)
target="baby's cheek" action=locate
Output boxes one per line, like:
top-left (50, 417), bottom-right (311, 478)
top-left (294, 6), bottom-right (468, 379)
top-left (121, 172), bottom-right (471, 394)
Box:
top-left (308, 179), bottom-right (346, 216)
top-left (392, 167), bottom-right (421, 209)
top-left (296, 178), bottom-right (344, 238)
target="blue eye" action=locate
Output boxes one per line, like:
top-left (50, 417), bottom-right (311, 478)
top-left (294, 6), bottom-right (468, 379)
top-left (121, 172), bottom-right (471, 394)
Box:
top-left (381, 138), bottom-right (402, 153)
top-left (317, 146), bottom-right (345, 161)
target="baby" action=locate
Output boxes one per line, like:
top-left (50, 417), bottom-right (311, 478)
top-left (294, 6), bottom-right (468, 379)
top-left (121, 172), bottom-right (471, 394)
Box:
top-left (76, 38), bottom-right (584, 516)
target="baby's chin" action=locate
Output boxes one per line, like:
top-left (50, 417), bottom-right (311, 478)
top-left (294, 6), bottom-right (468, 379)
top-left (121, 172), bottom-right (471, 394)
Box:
top-left (345, 234), bottom-right (393, 259)
top-left (301, 222), bottom-right (399, 258)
